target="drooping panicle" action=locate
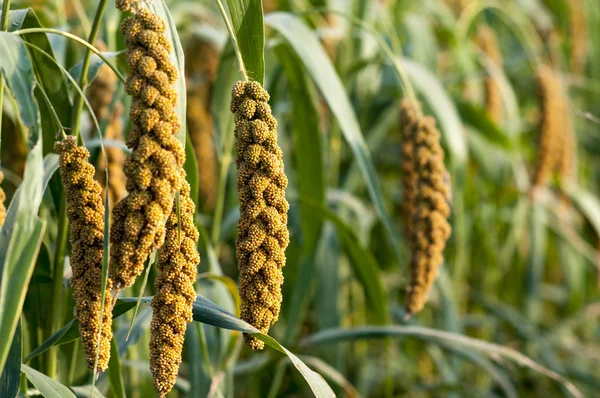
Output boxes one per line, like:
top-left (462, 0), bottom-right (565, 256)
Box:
top-left (185, 36), bottom-right (219, 212)
top-left (231, 81), bottom-right (289, 350)
top-left (401, 101), bottom-right (452, 316)
top-left (531, 66), bottom-right (574, 194)
top-left (149, 170), bottom-right (199, 397)
top-left (569, 0), bottom-right (588, 74)
top-left (400, 99), bottom-right (420, 239)
top-left (476, 26), bottom-right (503, 124)
top-left (54, 136), bottom-right (113, 371)
top-left (0, 171), bottom-right (6, 226)
top-left (88, 58), bottom-right (127, 213)
top-left (109, 2), bottom-right (185, 291)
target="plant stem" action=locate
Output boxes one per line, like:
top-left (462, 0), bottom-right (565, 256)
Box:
top-left (71, 0), bottom-right (109, 139)
top-left (13, 28), bottom-right (126, 84)
top-left (46, 196), bottom-right (68, 379)
top-left (66, 342), bottom-right (79, 385)
top-left (0, 0), bottom-right (11, 164)
top-left (214, 0), bottom-right (248, 81)
top-left (210, 150), bottom-right (232, 245)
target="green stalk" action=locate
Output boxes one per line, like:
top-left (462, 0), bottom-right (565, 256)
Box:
top-left (45, 0), bottom-right (110, 380)
top-left (214, 0), bottom-right (248, 82)
top-left (71, 0), bottom-right (110, 138)
top-left (0, 0), bottom-right (11, 162)
top-left (210, 133), bottom-right (234, 245)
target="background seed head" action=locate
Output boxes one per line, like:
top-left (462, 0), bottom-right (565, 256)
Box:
top-left (231, 81), bottom-right (289, 350)
top-left (401, 103), bottom-right (452, 316)
top-left (185, 36), bottom-right (219, 213)
top-left (150, 170), bottom-right (200, 397)
top-left (110, 5), bottom-right (185, 292)
top-left (88, 55), bottom-right (127, 215)
top-left (0, 171), bottom-right (5, 226)
top-left (54, 136), bottom-right (113, 371)
top-left (531, 65), bottom-right (575, 197)
top-left (476, 26), bottom-right (503, 124)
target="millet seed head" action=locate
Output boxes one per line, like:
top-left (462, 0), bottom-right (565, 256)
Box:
top-left (54, 136), bottom-right (113, 371)
top-left (150, 170), bottom-right (200, 397)
top-left (476, 26), bottom-right (503, 124)
top-left (110, 4), bottom-right (185, 292)
top-left (531, 65), bottom-right (575, 197)
top-left (185, 36), bottom-right (219, 212)
top-left (0, 171), bottom-right (5, 227)
top-left (400, 102), bottom-right (452, 316)
top-left (231, 81), bottom-right (289, 350)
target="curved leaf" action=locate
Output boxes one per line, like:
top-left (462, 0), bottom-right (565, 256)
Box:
top-left (226, 0), bottom-right (265, 83)
top-left (21, 364), bottom-right (76, 398)
top-left (119, 295), bottom-right (335, 397)
top-left (301, 325), bottom-right (582, 398)
top-left (296, 197), bottom-right (388, 324)
top-left (265, 12), bottom-right (403, 262)
top-left (0, 32), bottom-right (40, 138)
top-left (401, 58), bottom-right (467, 164)
top-left (0, 141), bottom-right (45, 374)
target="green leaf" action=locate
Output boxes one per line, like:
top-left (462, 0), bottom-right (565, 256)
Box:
top-left (300, 325), bottom-right (582, 398)
top-left (21, 364), bottom-right (76, 398)
top-left (0, 320), bottom-right (21, 398)
top-left (119, 296), bottom-right (335, 397)
top-left (0, 141), bottom-right (45, 374)
top-left (274, 43), bottom-right (325, 256)
top-left (401, 58), bottom-right (467, 164)
top-left (184, 131), bottom-right (199, 208)
top-left (107, 338), bottom-right (126, 398)
top-left (0, 32), bottom-right (40, 138)
top-left (8, 8), bottom-right (72, 153)
top-left (146, 0), bottom-right (187, 146)
top-left (226, 0), bottom-right (265, 83)
top-left (23, 300), bottom-right (137, 363)
top-left (456, 101), bottom-right (513, 150)
top-left (297, 197), bottom-right (388, 324)
top-left (567, 184), bottom-right (600, 238)
top-left (68, 51), bottom-right (123, 83)
top-left (265, 12), bottom-right (403, 263)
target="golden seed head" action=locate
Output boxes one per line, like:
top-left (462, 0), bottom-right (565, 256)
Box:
top-left (400, 102), bottom-right (452, 316)
top-left (531, 66), bottom-right (575, 195)
top-left (150, 170), bottom-right (200, 397)
top-left (476, 26), bottom-right (503, 124)
top-left (110, 6), bottom-right (184, 291)
top-left (569, 0), bottom-right (588, 74)
top-left (54, 136), bottom-right (113, 371)
top-left (185, 37), bottom-right (219, 212)
top-left (0, 171), bottom-right (5, 227)
top-left (231, 81), bottom-right (289, 350)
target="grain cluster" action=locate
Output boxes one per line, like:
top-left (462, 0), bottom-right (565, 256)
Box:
top-left (185, 36), bottom-right (219, 212)
top-left (109, 1), bottom-right (185, 291)
top-left (55, 136), bottom-right (113, 371)
top-left (150, 170), bottom-right (200, 397)
top-left (400, 100), bottom-right (452, 316)
top-left (0, 171), bottom-right (5, 226)
top-left (88, 59), bottom-right (127, 212)
top-left (476, 26), bottom-right (503, 124)
top-left (532, 66), bottom-right (575, 194)
top-left (231, 81), bottom-right (289, 350)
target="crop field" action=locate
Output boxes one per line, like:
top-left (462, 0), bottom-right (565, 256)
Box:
top-left (0, 0), bottom-right (599, 397)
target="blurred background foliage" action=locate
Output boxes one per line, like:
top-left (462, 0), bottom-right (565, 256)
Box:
top-left (0, 0), bottom-right (599, 397)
